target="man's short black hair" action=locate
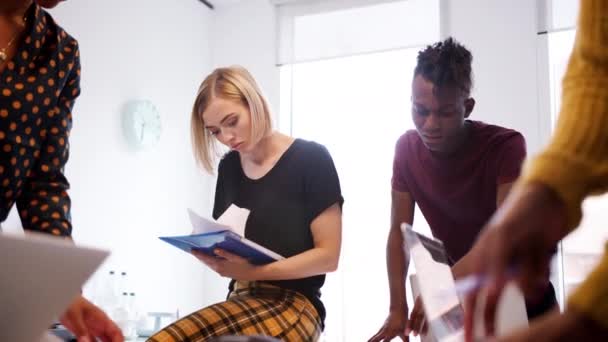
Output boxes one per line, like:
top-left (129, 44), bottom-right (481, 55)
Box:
top-left (414, 37), bottom-right (473, 96)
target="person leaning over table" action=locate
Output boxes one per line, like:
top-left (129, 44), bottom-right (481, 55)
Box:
top-left (0, 1), bottom-right (122, 341)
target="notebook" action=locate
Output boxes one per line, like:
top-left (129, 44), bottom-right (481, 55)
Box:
top-left (160, 205), bottom-right (284, 265)
top-left (0, 232), bottom-right (109, 342)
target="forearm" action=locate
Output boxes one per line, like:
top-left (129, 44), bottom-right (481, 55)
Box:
top-left (387, 226), bottom-right (408, 311)
top-left (451, 254), bottom-right (472, 280)
top-left (255, 246), bottom-right (338, 281)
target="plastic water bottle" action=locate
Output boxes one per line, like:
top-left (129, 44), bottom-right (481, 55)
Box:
top-left (113, 292), bottom-right (130, 337)
top-left (124, 292), bottom-right (139, 340)
top-left (119, 271), bottom-right (128, 295)
top-left (97, 270), bottom-right (120, 320)
top-left (128, 293), bottom-right (138, 317)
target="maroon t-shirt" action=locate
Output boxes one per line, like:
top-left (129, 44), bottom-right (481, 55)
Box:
top-left (392, 120), bottom-right (526, 263)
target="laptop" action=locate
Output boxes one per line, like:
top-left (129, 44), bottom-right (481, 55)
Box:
top-left (0, 232), bottom-right (109, 342)
top-left (402, 224), bottom-right (528, 342)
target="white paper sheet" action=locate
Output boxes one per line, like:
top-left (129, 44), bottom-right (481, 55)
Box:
top-left (402, 224), bottom-right (528, 342)
top-left (0, 232), bottom-right (108, 342)
top-left (216, 204), bottom-right (250, 237)
top-left (188, 204), bottom-right (250, 236)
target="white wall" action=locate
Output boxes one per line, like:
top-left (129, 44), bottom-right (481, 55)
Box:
top-left (211, 0), bottom-right (280, 118)
top-left (440, 0), bottom-right (549, 154)
top-left (163, 0), bottom-right (281, 304)
top-left (212, 0), bottom-right (549, 152)
top-left (37, 0), bottom-right (216, 318)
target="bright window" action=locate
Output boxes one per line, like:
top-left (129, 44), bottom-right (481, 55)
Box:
top-left (277, 1), bottom-right (439, 340)
top-left (280, 48), bottom-right (432, 342)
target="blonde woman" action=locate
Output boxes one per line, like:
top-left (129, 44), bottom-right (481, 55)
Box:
top-left (149, 66), bottom-right (343, 342)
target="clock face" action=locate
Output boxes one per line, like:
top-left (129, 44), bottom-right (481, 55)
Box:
top-left (123, 100), bottom-right (162, 149)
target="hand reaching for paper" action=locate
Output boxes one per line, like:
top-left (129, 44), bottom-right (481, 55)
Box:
top-left (463, 183), bottom-right (568, 341)
top-left (368, 309), bottom-right (409, 342)
top-left (60, 295), bottom-right (123, 342)
top-left (408, 296), bottom-right (428, 336)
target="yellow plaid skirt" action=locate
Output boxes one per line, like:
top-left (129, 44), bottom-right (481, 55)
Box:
top-left (147, 281), bottom-right (322, 342)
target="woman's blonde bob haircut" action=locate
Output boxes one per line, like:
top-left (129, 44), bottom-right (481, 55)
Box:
top-left (191, 66), bottom-right (273, 173)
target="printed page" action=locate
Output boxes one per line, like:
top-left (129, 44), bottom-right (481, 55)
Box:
top-left (404, 224), bottom-right (528, 341)
top-left (403, 224), bottom-right (464, 342)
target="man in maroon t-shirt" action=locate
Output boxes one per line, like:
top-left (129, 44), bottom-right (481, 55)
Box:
top-left (369, 38), bottom-right (557, 342)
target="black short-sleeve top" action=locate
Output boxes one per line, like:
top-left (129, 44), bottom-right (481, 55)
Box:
top-left (212, 138), bottom-right (343, 326)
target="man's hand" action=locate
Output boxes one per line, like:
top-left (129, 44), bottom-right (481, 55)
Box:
top-left (368, 309), bottom-right (409, 342)
top-left (407, 296), bottom-right (427, 336)
top-left (60, 295), bottom-right (123, 342)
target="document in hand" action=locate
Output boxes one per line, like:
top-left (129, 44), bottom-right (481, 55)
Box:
top-left (159, 204), bottom-right (285, 265)
top-left (403, 224), bottom-right (464, 342)
top-left (403, 224), bottom-right (528, 342)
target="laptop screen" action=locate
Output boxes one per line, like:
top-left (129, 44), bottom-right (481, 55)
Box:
top-left (0, 233), bottom-right (108, 342)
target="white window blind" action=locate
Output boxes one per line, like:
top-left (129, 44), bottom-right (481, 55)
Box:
top-left (537, 0), bottom-right (580, 33)
top-left (275, 0), bottom-right (440, 65)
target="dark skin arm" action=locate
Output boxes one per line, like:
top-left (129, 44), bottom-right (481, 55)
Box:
top-left (368, 190), bottom-right (415, 342)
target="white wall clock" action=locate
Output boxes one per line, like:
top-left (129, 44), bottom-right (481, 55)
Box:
top-left (122, 100), bottom-right (162, 149)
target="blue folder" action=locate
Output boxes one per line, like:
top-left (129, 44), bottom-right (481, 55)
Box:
top-left (160, 230), bottom-right (283, 265)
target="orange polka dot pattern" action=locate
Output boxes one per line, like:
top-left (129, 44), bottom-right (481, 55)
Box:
top-left (0, 5), bottom-right (80, 237)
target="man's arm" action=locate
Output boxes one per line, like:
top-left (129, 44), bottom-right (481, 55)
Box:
top-left (387, 190), bottom-right (415, 313)
top-left (497, 182), bottom-right (515, 208)
top-left (369, 190), bottom-right (416, 342)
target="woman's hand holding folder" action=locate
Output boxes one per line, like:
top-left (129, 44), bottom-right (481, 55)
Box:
top-left (193, 248), bottom-right (260, 281)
